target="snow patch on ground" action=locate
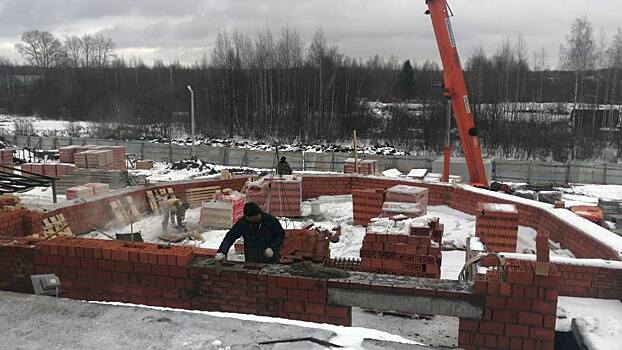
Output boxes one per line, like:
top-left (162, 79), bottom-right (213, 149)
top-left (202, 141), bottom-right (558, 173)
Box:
top-left (556, 296), bottom-right (622, 333)
top-left (573, 317), bottom-right (622, 350)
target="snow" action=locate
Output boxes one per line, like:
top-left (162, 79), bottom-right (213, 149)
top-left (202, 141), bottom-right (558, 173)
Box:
top-left (441, 250), bottom-right (466, 280)
top-left (570, 184), bottom-right (622, 202)
top-left (94, 301), bottom-right (421, 349)
top-left (556, 296), bottom-right (622, 333)
top-left (573, 317), bottom-right (622, 350)
top-left (480, 203), bottom-right (518, 213)
top-left (407, 168), bottom-right (428, 178)
top-left (381, 168), bottom-right (402, 178)
top-left (14, 186), bottom-right (66, 209)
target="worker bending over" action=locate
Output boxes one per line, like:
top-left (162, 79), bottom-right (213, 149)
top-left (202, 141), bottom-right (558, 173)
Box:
top-left (276, 156), bottom-right (293, 175)
top-left (215, 202), bottom-right (285, 263)
top-left (161, 198), bottom-right (190, 232)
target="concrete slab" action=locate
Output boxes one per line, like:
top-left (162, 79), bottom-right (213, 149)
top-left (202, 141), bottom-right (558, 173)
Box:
top-left (362, 338), bottom-right (460, 349)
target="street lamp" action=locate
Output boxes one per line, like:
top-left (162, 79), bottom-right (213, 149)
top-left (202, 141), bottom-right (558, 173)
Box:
top-left (186, 85), bottom-right (195, 149)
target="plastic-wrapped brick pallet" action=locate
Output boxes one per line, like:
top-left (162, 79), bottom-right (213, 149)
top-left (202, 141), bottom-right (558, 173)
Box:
top-left (385, 184), bottom-right (429, 214)
top-left (201, 192), bottom-right (244, 229)
top-left (66, 186), bottom-right (95, 200)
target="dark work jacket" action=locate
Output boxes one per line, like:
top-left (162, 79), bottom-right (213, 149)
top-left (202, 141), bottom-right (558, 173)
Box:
top-left (217, 212), bottom-right (285, 263)
top-left (276, 161), bottom-right (293, 175)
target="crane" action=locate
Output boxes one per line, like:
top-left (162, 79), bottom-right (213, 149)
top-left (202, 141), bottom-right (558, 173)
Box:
top-left (425, 0), bottom-right (489, 188)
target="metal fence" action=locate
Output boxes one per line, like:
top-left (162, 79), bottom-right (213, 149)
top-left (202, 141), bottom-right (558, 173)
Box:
top-left (6, 134), bottom-right (622, 185)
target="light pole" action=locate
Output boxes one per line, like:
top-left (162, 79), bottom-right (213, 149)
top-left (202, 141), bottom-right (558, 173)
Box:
top-left (186, 85), bottom-right (195, 149)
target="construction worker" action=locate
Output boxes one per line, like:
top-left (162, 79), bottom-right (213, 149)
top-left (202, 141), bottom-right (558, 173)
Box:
top-left (276, 156), bottom-right (293, 175)
top-left (161, 197), bottom-right (190, 232)
top-left (215, 202), bottom-right (285, 263)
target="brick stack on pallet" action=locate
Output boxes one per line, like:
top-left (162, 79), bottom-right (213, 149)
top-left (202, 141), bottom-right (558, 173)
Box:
top-left (343, 158), bottom-right (377, 175)
top-left (62, 145), bottom-right (126, 170)
top-left (21, 163), bottom-right (76, 178)
top-left (83, 183), bottom-right (110, 195)
top-left (245, 176), bottom-right (302, 217)
top-left (200, 192), bottom-right (244, 229)
top-left (66, 186), bottom-right (95, 200)
top-left (359, 217), bottom-right (443, 278)
top-left (0, 149), bottom-right (13, 173)
top-left (476, 202), bottom-right (519, 253)
top-left (381, 201), bottom-right (422, 219)
top-left (352, 188), bottom-right (385, 226)
top-left (279, 229), bottom-right (331, 264)
top-left (385, 184), bottom-right (429, 214)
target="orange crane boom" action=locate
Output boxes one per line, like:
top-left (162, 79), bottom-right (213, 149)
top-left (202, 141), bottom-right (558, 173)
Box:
top-left (425, 0), bottom-right (489, 187)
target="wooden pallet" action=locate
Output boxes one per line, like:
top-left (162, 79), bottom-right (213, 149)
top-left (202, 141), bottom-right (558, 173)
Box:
top-left (110, 200), bottom-right (129, 226)
top-left (125, 196), bottom-right (141, 221)
top-left (186, 186), bottom-right (221, 208)
top-left (146, 188), bottom-right (176, 214)
top-left (41, 214), bottom-right (73, 238)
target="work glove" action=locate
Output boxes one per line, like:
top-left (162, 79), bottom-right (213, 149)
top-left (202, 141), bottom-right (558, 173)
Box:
top-left (263, 247), bottom-right (274, 258)
top-left (214, 253), bottom-right (226, 261)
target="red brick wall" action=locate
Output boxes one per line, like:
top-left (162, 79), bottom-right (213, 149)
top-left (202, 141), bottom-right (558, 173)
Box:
top-left (301, 176), bottom-right (621, 261)
top-left (461, 260), bottom-right (561, 350)
top-left (0, 238), bottom-right (37, 293)
top-left (554, 262), bottom-right (622, 299)
top-left (0, 209), bottom-right (26, 237)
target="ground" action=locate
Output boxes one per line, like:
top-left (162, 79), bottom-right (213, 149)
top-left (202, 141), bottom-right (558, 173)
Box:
top-left (0, 291), bottom-right (422, 350)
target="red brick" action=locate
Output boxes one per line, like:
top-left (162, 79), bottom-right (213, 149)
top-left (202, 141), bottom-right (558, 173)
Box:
top-left (486, 296), bottom-right (506, 308)
top-left (481, 321), bottom-right (504, 335)
top-left (115, 260), bottom-right (132, 273)
top-left (518, 312), bottom-right (543, 326)
top-left (277, 276), bottom-right (298, 289)
top-left (287, 289), bottom-right (308, 302)
top-left (169, 266), bottom-right (188, 279)
top-left (267, 287), bottom-right (287, 299)
top-left (98, 259), bottom-right (115, 271)
top-left (532, 300), bottom-right (556, 314)
top-left (530, 327), bottom-right (554, 341)
top-left (510, 337), bottom-right (522, 350)
top-left (505, 324), bottom-right (529, 338)
top-left (459, 319), bottom-right (479, 332)
top-left (284, 301), bottom-right (304, 313)
top-left (305, 303), bottom-right (326, 315)
top-left (326, 306), bottom-right (350, 319)
top-left (485, 334), bottom-right (497, 348)
top-left (111, 249), bottom-right (129, 261)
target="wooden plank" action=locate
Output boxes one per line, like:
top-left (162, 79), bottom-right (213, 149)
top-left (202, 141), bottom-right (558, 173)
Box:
top-left (146, 190), bottom-right (160, 214)
top-left (110, 200), bottom-right (129, 226)
top-left (186, 186), bottom-right (221, 193)
top-left (125, 196), bottom-right (141, 221)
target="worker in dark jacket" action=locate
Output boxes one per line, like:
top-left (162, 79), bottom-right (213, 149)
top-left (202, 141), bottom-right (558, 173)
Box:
top-left (276, 156), bottom-right (293, 176)
top-left (215, 202), bottom-right (285, 263)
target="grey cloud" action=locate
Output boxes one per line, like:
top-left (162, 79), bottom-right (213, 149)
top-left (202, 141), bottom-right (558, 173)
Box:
top-left (0, 0), bottom-right (621, 66)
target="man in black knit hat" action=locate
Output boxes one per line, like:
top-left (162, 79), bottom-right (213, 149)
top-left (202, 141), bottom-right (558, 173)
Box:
top-left (215, 202), bottom-right (285, 263)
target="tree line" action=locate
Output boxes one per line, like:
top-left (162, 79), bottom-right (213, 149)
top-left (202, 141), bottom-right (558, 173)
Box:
top-left (0, 18), bottom-right (621, 161)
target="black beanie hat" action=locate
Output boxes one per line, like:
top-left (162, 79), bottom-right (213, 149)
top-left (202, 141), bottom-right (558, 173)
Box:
top-left (280, 156), bottom-right (287, 162)
top-left (244, 202), bottom-right (261, 216)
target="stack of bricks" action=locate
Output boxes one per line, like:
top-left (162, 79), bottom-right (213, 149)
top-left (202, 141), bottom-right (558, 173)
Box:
top-left (461, 259), bottom-right (561, 350)
top-left (104, 146), bottom-right (127, 170)
top-left (246, 176), bottom-right (302, 217)
top-left (359, 218), bottom-right (442, 278)
top-left (34, 237), bottom-right (196, 308)
top-left (21, 163), bottom-right (76, 178)
top-left (0, 238), bottom-right (37, 293)
top-left (343, 158), bottom-right (377, 175)
top-left (385, 184), bottom-right (429, 214)
top-left (193, 266), bottom-right (352, 326)
top-left (265, 177), bottom-right (302, 217)
top-left (381, 201), bottom-right (422, 219)
top-left (201, 192), bottom-right (244, 229)
top-left (59, 145), bottom-right (82, 163)
top-left (352, 188), bottom-right (385, 226)
top-left (66, 186), bottom-right (95, 200)
top-left (83, 183), bottom-right (110, 196)
top-left (476, 203), bottom-right (519, 253)
top-left (0, 149), bottom-right (13, 173)
top-left (279, 229), bottom-right (330, 264)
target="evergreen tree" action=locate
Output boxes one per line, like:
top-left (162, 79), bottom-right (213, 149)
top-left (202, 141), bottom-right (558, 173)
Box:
top-left (397, 60), bottom-right (415, 99)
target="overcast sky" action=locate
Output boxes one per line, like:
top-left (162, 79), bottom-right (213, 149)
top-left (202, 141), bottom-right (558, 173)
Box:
top-left (0, 0), bottom-right (621, 68)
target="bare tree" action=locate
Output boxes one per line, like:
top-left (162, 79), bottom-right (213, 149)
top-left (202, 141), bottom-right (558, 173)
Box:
top-left (15, 30), bottom-right (64, 68)
top-left (64, 33), bottom-right (115, 68)
top-left (560, 16), bottom-right (596, 108)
